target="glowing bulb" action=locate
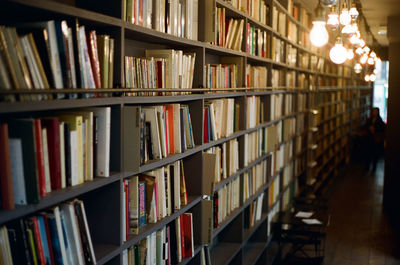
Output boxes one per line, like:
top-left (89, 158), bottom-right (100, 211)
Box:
top-left (327, 13), bottom-right (340, 30)
top-left (347, 49), bottom-right (354, 60)
top-left (342, 24), bottom-right (353, 34)
top-left (355, 47), bottom-right (363, 55)
top-left (340, 9), bottom-right (351, 25)
top-left (310, 21), bottom-right (329, 47)
top-left (330, 43), bottom-right (348, 64)
top-left (363, 46), bottom-right (370, 54)
top-left (364, 74), bottom-right (370, 82)
top-left (360, 54), bottom-right (368, 64)
top-left (358, 39), bottom-right (365, 47)
top-left (369, 74), bottom-right (376, 82)
top-left (349, 5), bottom-right (359, 20)
top-left (367, 57), bottom-right (374, 65)
top-left (349, 35), bottom-right (359, 45)
top-left (370, 51), bottom-right (376, 58)
top-left (373, 69), bottom-right (378, 74)
top-left (354, 63), bottom-right (362, 74)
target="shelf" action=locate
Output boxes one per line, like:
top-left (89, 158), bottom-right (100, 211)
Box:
top-left (4, 0), bottom-right (122, 27)
top-left (210, 242), bottom-right (242, 265)
top-left (95, 244), bottom-right (121, 265)
top-left (243, 242), bottom-right (267, 265)
top-left (179, 245), bottom-right (203, 265)
top-left (122, 195), bottom-right (202, 248)
top-left (0, 172), bottom-right (122, 224)
top-left (243, 214), bottom-right (268, 242)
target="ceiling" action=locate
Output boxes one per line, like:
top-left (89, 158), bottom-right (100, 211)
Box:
top-left (296, 0), bottom-right (400, 47)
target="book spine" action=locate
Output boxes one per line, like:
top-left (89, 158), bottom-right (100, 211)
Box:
top-left (0, 123), bottom-right (14, 210)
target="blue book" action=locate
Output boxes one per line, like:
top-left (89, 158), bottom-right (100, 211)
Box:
top-left (138, 181), bottom-right (146, 227)
top-left (47, 214), bottom-right (64, 265)
top-left (37, 215), bottom-right (53, 265)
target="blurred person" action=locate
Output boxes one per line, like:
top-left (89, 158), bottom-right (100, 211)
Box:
top-left (364, 107), bottom-right (386, 172)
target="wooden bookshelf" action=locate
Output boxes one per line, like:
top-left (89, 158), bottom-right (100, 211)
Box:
top-left (0, 0), bottom-right (372, 264)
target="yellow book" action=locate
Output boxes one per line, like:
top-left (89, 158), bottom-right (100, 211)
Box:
top-left (58, 114), bottom-right (84, 185)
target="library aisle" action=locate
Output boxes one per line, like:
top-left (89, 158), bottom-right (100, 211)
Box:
top-left (323, 161), bottom-right (400, 265)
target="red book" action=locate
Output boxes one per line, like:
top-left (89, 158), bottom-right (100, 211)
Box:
top-left (31, 217), bottom-right (46, 265)
top-left (165, 105), bottom-right (175, 155)
top-left (246, 22), bottom-right (250, 53)
top-left (139, 0), bottom-right (143, 26)
top-left (125, 180), bottom-right (129, 240)
top-left (181, 213), bottom-right (194, 258)
top-left (0, 123), bottom-right (14, 210)
top-left (203, 108), bottom-right (209, 143)
top-left (34, 119), bottom-right (46, 197)
top-left (156, 60), bottom-right (163, 89)
top-left (87, 31), bottom-right (101, 89)
top-left (179, 215), bottom-right (185, 259)
top-left (41, 118), bottom-right (61, 190)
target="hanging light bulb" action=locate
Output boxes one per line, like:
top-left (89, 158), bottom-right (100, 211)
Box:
top-left (349, 34), bottom-right (360, 45)
top-left (354, 63), bottom-right (362, 73)
top-left (342, 24), bottom-right (353, 34)
top-left (369, 73), bottom-right (376, 82)
top-left (355, 47), bottom-right (364, 55)
top-left (330, 38), bottom-right (348, 64)
top-left (363, 46), bottom-right (370, 54)
top-left (349, 3), bottom-right (359, 20)
top-left (340, 2), bottom-right (351, 25)
top-left (358, 39), bottom-right (365, 47)
top-left (310, 1), bottom-right (328, 47)
top-left (364, 74), bottom-right (370, 82)
top-left (310, 21), bottom-right (329, 47)
top-left (327, 7), bottom-right (339, 30)
top-left (347, 49), bottom-right (354, 60)
top-left (370, 51), bottom-right (377, 58)
top-left (367, 57), bottom-right (375, 65)
top-left (360, 54), bottom-right (368, 64)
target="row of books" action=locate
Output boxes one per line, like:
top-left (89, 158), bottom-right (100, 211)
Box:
top-left (287, 20), bottom-right (297, 43)
top-left (246, 24), bottom-right (269, 58)
top-left (295, 134), bottom-right (305, 155)
top-left (246, 96), bottom-right (263, 129)
top-left (298, 52), bottom-right (310, 69)
top-left (245, 65), bottom-right (268, 88)
top-left (286, 71), bottom-right (296, 88)
top-left (0, 108), bottom-right (111, 210)
top-left (296, 113), bottom-right (305, 134)
top-left (204, 138), bottom-right (239, 184)
top-left (287, 44), bottom-right (297, 67)
top-left (203, 98), bottom-right (239, 143)
top-left (284, 94), bottom-right (294, 116)
top-left (297, 93), bottom-right (307, 112)
top-left (205, 63), bottom-right (238, 88)
top-left (282, 118), bottom-right (296, 142)
top-left (137, 104), bottom-right (194, 164)
top-left (0, 200), bottom-right (95, 265)
top-left (0, 21), bottom-right (115, 99)
top-left (244, 192), bottom-right (265, 229)
top-left (271, 139), bottom-right (293, 174)
top-left (125, 0), bottom-right (198, 41)
top-left (269, 94), bottom-right (284, 120)
top-left (243, 159), bottom-right (268, 201)
top-left (298, 73), bottom-right (309, 89)
top-left (122, 160), bottom-right (188, 240)
top-left (268, 173), bottom-right (280, 208)
top-left (213, 10), bottom-right (245, 52)
top-left (271, 69), bottom-right (285, 87)
top-left (271, 37), bottom-right (284, 63)
top-left (272, 7), bottom-right (286, 36)
top-left (224, 0), bottom-right (270, 25)
top-left (125, 50), bottom-right (196, 93)
top-left (282, 161), bottom-right (294, 187)
top-left (213, 175), bottom-right (240, 228)
top-left (122, 213), bottom-right (194, 265)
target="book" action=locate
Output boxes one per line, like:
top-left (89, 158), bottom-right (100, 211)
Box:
top-left (0, 123), bottom-right (14, 210)
top-left (9, 138), bottom-right (27, 206)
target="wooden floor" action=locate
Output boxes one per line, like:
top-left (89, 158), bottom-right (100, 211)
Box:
top-left (323, 161), bottom-right (400, 265)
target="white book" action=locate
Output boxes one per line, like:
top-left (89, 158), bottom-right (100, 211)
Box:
top-left (164, 165), bottom-right (172, 216)
top-left (67, 27), bottom-right (77, 88)
top-left (158, 167), bottom-right (167, 219)
top-left (122, 249), bottom-right (128, 265)
top-left (9, 138), bottom-right (27, 205)
top-left (78, 26), bottom-right (96, 89)
top-left (143, 107), bottom-right (162, 160)
top-left (173, 160), bottom-right (181, 210)
top-left (150, 232), bottom-right (157, 265)
top-left (60, 202), bottom-right (85, 265)
top-left (59, 122), bottom-right (66, 189)
top-left (70, 131), bottom-right (79, 186)
top-left (156, 106), bottom-right (167, 158)
top-left (42, 128), bottom-right (52, 193)
top-left (175, 218), bottom-right (182, 262)
top-left (77, 200), bottom-right (96, 264)
top-left (53, 206), bottom-right (69, 265)
top-left (208, 103), bottom-right (218, 141)
top-left (85, 107), bottom-right (111, 177)
top-left (19, 36), bottom-right (42, 89)
top-left (47, 21), bottom-right (64, 88)
top-left (0, 226), bottom-right (13, 265)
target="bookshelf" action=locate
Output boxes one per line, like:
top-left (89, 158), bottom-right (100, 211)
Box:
top-left (0, 0), bottom-right (371, 264)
